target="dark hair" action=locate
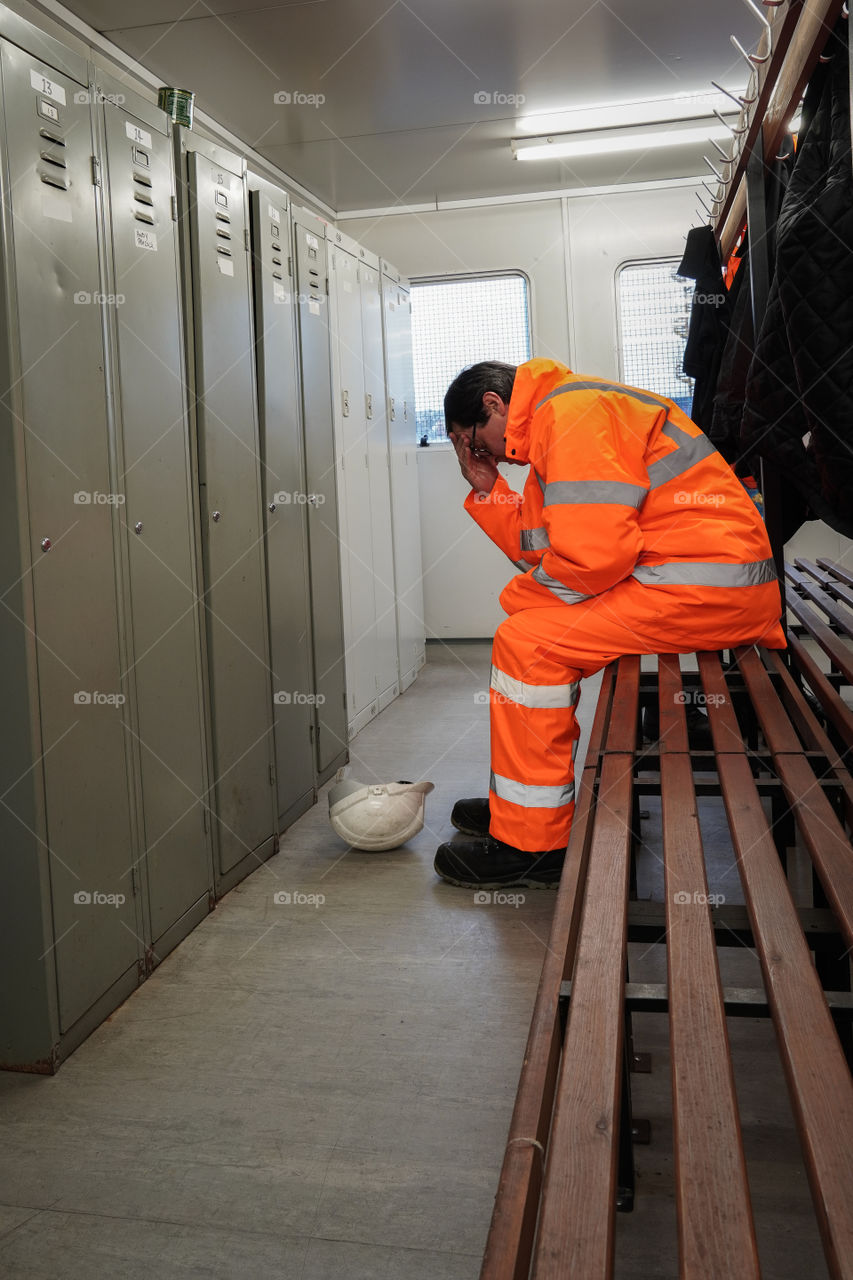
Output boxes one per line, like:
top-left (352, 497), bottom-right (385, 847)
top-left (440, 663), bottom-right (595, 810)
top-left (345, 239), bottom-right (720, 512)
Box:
top-left (443, 362), bottom-right (516, 435)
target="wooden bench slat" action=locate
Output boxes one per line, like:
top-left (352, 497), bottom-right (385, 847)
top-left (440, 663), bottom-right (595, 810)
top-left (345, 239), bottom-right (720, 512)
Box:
top-left (532, 659), bottom-right (640, 1278)
top-left (699, 653), bottom-right (853, 1280)
top-left (796, 558), bottom-right (853, 615)
top-left (736, 648), bottom-right (853, 964)
top-left (659, 655), bottom-right (760, 1278)
top-left (817, 558), bottom-right (853, 593)
top-left (760, 647), bottom-right (853, 830)
top-left (481, 664), bottom-right (617, 1280)
top-left (787, 633), bottom-right (853, 751)
top-left (788, 562), bottom-right (853, 644)
top-left (786, 580), bottom-right (853, 688)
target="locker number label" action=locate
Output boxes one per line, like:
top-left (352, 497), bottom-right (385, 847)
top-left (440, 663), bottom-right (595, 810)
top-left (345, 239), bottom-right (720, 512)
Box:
top-left (30, 69), bottom-right (67, 105)
top-left (134, 227), bottom-right (157, 252)
top-left (125, 120), bottom-right (153, 149)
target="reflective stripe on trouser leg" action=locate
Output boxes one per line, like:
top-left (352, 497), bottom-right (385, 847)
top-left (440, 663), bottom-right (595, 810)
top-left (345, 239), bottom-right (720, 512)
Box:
top-left (489, 642), bottom-right (583, 853)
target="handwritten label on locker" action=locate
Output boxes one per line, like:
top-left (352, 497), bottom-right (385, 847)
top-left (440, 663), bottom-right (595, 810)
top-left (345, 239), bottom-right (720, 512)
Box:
top-left (134, 227), bottom-right (157, 251)
top-left (268, 203), bottom-right (280, 223)
top-left (125, 120), bottom-right (153, 150)
top-left (30, 69), bottom-right (66, 105)
top-left (306, 233), bottom-right (319, 249)
top-left (218, 257), bottom-right (235, 277)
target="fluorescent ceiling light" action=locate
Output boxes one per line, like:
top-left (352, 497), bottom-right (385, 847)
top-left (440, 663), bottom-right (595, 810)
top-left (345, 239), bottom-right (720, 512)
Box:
top-left (516, 91), bottom-right (742, 135)
top-left (512, 123), bottom-right (733, 162)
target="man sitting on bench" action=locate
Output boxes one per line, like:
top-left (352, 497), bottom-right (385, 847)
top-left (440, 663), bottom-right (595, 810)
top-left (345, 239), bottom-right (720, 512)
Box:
top-left (435, 358), bottom-right (786, 891)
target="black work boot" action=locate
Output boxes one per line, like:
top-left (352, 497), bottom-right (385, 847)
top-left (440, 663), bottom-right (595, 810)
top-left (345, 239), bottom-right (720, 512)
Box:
top-left (450, 796), bottom-right (490, 838)
top-left (434, 836), bottom-right (564, 890)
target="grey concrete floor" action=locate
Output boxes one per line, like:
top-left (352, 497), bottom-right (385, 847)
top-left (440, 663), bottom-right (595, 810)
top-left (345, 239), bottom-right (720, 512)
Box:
top-left (0, 641), bottom-right (830, 1278)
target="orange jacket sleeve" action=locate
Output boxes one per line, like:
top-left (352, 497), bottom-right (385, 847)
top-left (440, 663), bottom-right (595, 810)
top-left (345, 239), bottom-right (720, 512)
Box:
top-left (500, 392), bottom-right (654, 612)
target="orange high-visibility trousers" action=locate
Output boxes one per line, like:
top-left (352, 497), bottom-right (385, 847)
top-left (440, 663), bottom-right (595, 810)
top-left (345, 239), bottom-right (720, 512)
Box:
top-left (489, 576), bottom-right (783, 852)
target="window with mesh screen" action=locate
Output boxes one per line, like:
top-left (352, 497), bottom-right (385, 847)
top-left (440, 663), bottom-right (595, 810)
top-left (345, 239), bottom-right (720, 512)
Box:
top-left (411, 274), bottom-right (532, 445)
top-left (617, 259), bottom-right (695, 418)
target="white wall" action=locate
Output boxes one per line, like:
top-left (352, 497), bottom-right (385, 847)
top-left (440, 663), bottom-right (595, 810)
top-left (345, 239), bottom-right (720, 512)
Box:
top-left (346, 184), bottom-right (706, 638)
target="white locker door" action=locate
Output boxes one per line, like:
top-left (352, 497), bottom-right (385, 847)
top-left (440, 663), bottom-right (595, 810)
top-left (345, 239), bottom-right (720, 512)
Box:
top-left (330, 246), bottom-right (376, 730)
top-left (383, 277), bottom-right (426, 688)
top-left (360, 263), bottom-right (398, 707)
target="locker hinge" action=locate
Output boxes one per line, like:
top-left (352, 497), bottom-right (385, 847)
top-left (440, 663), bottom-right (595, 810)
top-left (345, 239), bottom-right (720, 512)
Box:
top-left (325, 276), bottom-right (329, 295)
top-left (244, 227), bottom-right (250, 252)
top-left (309, 723), bottom-right (315, 744)
top-left (269, 763), bottom-right (276, 787)
top-left (342, 389), bottom-right (350, 417)
top-left (202, 803), bottom-right (209, 834)
top-left (171, 194), bottom-right (178, 221)
top-left (90, 155), bottom-right (101, 187)
top-left (365, 393), bottom-right (373, 420)
top-left (389, 396), bottom-right (396, 421)
top-left (287, 255), bottom-right (293, 277)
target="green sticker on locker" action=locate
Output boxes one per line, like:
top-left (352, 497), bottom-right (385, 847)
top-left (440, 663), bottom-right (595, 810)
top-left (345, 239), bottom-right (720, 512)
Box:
top-left (157, 86), bottom-right (195, 129)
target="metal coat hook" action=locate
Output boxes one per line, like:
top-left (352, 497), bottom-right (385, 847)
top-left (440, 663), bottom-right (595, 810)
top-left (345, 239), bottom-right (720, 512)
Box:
top-left (843, 3), bottom-right (849, 18)
top-left (776, 148), bottom-right (793, 160)
top-left (819, 53), bottom-right (835, 61)
top-left (697, 193), bottom-right (715, 217)
top-left (704, 155), bottom-right (726, 182)
top-left (701, 180), bottom-right (722, 204)
top-left (710, 136), bottom-right (734, 163)
top-left (714, 106), bottom-right (749, 135)
top-left (731, 33), bottom-right (771, 66)
top-left (742, 0), bottom-right (772, 29)
top-left (712, 78), bottom-right (756, 108)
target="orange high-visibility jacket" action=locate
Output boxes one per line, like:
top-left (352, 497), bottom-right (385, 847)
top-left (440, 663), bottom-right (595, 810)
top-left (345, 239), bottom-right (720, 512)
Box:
top-left (465, 359), bottom-right (785, 645)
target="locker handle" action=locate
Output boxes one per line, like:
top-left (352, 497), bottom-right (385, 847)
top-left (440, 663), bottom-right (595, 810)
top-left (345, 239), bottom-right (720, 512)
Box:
top-left (39, 127), bottom-right (65, 146)
top-left (39, 149), bottom-right (67, 169)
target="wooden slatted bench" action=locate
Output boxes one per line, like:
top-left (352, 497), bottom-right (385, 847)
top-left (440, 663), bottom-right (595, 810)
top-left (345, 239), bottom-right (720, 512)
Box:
top-left (481, 567), bottom-right (853, 1279)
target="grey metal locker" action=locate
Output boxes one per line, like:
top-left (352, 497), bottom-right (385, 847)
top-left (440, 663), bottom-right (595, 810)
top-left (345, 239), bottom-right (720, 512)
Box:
top-left (381, 264), bottom-right (426, 690)
top-left (359, 258), bottom-right (398, 710)
top-left (328, 240), bottom-right (377, 732)
top-left (96, 77), bottom-right (213, 951)
top-left (291, 207), bottom-right (347, 782)
top-left (0, 35), bottom-right (140, 1068)
top-left (175, 133), bottom-right (277, 888)
top-left (248, 175), bottom-right (315, 831)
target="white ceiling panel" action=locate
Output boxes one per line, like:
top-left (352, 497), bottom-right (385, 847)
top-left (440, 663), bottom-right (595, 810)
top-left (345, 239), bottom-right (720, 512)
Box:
top-left (57, 0), bottom-right (756, 210)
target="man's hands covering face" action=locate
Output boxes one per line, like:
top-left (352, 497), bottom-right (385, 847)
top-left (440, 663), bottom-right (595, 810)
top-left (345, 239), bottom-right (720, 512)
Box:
top-left (449, 430), bottom-right (499, 495)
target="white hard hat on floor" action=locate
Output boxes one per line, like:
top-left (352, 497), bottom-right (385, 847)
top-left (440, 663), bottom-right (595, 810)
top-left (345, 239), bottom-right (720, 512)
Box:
top-left (328, 769), bottom-right (435, 851)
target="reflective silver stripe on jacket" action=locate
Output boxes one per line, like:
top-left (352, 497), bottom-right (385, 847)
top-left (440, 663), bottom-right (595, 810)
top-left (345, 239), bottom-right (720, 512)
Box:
top-left (520, 526), bottom-right (550, 551)
top-left (534, 380), bottom-right (669, 413)
top-left (490, 770), bottom-right (575, 810)
top-left (647, 421), bottom-right (717, 490)
top-left (632, 559), bottom-right (777, 588)
top-left (543, 479), bottom-right (647, 508)
top-left (532, 382), bottom-right (719, 494)
top-left (532, 562), bottom-right (592, 604)
top-left (490, 664), bottom-right (579, 709)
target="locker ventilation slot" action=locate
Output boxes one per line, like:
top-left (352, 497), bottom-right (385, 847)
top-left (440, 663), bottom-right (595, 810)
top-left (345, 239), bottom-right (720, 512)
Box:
top-left (271, 241), bottom-right (281, 251)
top-left (133, 191), bottom-right (154, 207)
top-left (39, 149), bottom-right (67, 168)
top-left (39, 128), bottom-right (65, 146)
top-left (40, 171), bottom-right (69, 190)
top-left (216, 211), bottom-right (230, 224)
top-left (216, 246), bottom-right (232, 257)
top-left (215, 228), bottom-right (231, 240)
top-left (133, 209), bottom-right (155, 224)
top-left (133, 171), bottom-right (152, 188)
